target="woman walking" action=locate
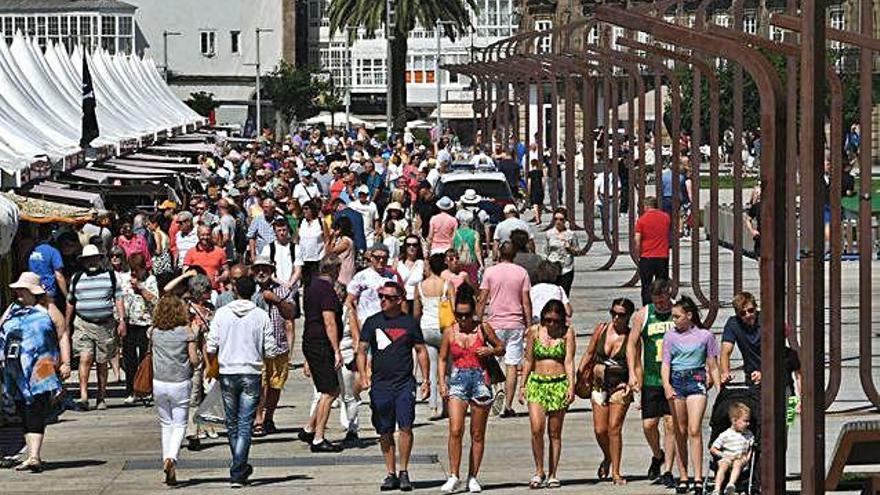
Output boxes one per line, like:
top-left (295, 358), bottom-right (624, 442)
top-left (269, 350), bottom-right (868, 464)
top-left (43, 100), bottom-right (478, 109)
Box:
top-left (2, 273), bottom-right (66, 473)
top-left (544, 208), bottom-right (581, 296)
top-left (579, 298), bottom-right (636, 485)
top-left (438, 286), bottom-right (505, 493)
top-left (427, 196), bottom-right (458, 255)
top-left (528, 158), bottom-right (545, 225)
top-left (661, 295), bottom-right (721, 495)
top-left (451, 210), bottom-right (483, 285)
top-left (414, 253), bottom-right (456, 420)
top-left (184, 273), bottom-right (216, 451)
top-left (329, 216), bottom-right (357, 286)
top-left (520, 300), bottom-right (576, 489)
top-left (151, 294), bottom-right (199, 485)
top-left (147, 212), bottom-right (173, 277)
top-left (121, 253), bottom-right (159, 405)
top-left (395, 234), bottom-right (425, 309)
top-left (298, 201), bottom-right (328, 289)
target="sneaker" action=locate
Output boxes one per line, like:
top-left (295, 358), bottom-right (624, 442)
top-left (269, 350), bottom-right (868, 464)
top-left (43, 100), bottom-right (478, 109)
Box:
top-left (380, 473), bottom-right (399, 491)
top-left (297, 429), bottom-right (315, 444)
top-left (310, 439), bottom-right (342, 453)
top-left (95, 400), bottom-right (107, 411)
top-left (467, 476), bottom-right (482, 493)
top-left (230, 464), bottom-right (253, 487)
top-left (660, 471), bottom-right (675, 488)
top-left (440, 475), bottom-right (460, 493)
top-left (647, 450), bottom-right (664, 480)
top-left (122, 395), bottom-right (137, 405)
top-left (342, 431), bottom-right (360, 448)
top-left (398, 470), bottom-right (413, 492)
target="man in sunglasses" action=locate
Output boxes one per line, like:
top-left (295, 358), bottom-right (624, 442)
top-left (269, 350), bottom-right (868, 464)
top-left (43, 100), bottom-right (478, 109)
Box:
top-left (346, 245), bottom-right (404, 340)
top-left (357, 281), bottom-right (430, 492)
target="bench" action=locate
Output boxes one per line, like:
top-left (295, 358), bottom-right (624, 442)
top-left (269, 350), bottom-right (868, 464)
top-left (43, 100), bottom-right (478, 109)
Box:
top-left (826, 420), bottom-right (880, 493)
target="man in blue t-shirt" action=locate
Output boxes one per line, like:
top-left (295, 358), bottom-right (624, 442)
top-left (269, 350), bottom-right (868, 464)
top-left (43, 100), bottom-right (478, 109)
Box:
top-left (28, 232), bottom-right (77, 306)
top-left (357, 281), bottom-right (429, 492)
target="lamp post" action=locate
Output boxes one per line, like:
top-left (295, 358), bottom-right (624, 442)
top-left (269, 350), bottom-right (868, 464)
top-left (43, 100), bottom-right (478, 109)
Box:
top-left (385, 0), bottom-right (394, 139)
top-left (435, 21), bottom-right (455, 138)
top-left (254, 27), bottom-right (273, 136)
top-left (162, 30), bottom-right (181, 83)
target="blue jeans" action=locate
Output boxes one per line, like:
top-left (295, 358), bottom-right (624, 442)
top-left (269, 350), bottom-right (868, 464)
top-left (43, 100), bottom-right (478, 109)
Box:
top-left (220, 374), bottom-right (262, 480)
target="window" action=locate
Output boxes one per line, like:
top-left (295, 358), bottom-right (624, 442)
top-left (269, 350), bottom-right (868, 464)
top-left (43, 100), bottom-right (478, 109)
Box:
top-left (356, 58), bottom-right (386, 86)
top-left (320, 41), bottom-right (351, 87)
top-left (743, 14), bottom-right (757, 35)
top-left (770, 25), bottom-right (784, 42)
top-left (535, 20), bottom-right (553, 54)
top-left (117, 16), bottom-right (133, 53)
top-left (406, 54), bottom-right (436, 84)
top-left (830, 9), bottom-right (844, 30)
top-left (101, 15), bottom-right (116, 53)
top-left (715, 14), bottom-right (730, 28)
top-left (475, 0), bottom-right (515, 38)
top-left (231, 30), bottom-right (240, 53)
top-left (200, 31), bottom-right (216, 57)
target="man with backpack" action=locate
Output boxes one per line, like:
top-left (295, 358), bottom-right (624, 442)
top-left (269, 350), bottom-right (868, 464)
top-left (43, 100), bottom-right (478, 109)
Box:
top-left (259, 218), bottom-right (297, 286)
top-left (66, 244), bottom-right (125, 411)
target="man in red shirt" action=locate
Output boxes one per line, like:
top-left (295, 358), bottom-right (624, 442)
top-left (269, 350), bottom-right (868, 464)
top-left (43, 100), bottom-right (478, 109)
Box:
top-left (184, 225), bottom-right (228, 289)
top-left (635, 196), bottom-right (671, 305)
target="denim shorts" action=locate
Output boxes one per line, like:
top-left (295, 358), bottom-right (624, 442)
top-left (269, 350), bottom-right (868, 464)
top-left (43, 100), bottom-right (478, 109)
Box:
top-left (670, 368), bottom-right (707, 398)
top-left (448, 368), bottom-right (493, 407)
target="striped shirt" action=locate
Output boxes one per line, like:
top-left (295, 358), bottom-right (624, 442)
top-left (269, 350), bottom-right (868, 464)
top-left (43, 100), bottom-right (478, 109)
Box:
top-left (711, 427), bottom-right (754, 459)
top-left (68, 270), bottom-right (122, 322)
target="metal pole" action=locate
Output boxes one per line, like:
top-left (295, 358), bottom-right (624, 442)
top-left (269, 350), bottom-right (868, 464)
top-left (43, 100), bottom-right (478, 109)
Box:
top-left (346, 30), bottom-right (352, 132)
top-left (386, 0), bottom-right (393, 137)
top-left (256, 27), bottom-right (262, 136)
top-left (436, 22), bottom-right (442, 134)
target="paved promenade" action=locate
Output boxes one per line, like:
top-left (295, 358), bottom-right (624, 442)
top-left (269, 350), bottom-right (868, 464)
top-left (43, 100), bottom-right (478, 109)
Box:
top-left (2, 206), bottom-right (878, 494)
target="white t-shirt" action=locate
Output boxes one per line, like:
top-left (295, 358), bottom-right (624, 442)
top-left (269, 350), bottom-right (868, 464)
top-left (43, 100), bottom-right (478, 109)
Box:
top-left (297, 218), bottom-right (325, 262)
top-left (530, 283), bottom-right (569, 321)
top-left (395, 259), bottom-right (425, 301)
top-left (260, 241), bottom-right (295, 283)
top-left (292, 181), bottom-right (321, 204)
top-left (346, 268), bottom-right (389, 324)
top-left (349, 200), bottom-right (380, 245)
top-left (426, 168), bottom-right (441, 188)
top-left (383, 236), bottom-right (400, 262)
top-left (493, 217), bottom-right (533, 243)
top-left (175, 230), bottom-right (199, 266)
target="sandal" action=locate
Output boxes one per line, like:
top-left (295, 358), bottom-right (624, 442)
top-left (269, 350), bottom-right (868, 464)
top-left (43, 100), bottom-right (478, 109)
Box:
top-left (675, 480), bottom-right (689, 494)
top-left (529, 474), bottom-right (546, 489)
top-left (546, 477), bottom-right (561, 489)
top-left (612, 476), bottom-right (627, 486)
top-left (252, 424), bottom-right (266, 437)
top-left (597, 458), bottom-right (611, 480)
top-left (15, 458), bottom-right (42, 473)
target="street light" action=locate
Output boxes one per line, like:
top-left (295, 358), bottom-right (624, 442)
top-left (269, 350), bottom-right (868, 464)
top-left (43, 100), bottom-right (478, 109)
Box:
top-left (253, 27), bottom-right (273, 136)
top-left (162, 30), bottom-right (182, 83)
top-left (385, 0), bottom-right (395, 138)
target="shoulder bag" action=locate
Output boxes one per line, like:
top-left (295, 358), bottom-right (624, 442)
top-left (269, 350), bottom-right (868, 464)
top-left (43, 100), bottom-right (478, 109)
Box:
top-left (574, 322), bottom-right (608, 400)
top-left (479, 324), bottom-right (506, 384)
top-left (438, 280), bottom-right (455, 329)
top-left (132, 329), bottom-right (153, 398)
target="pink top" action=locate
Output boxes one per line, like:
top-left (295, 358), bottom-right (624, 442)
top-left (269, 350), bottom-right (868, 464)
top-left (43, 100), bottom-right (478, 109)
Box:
top-left (429, 212), bottom-right (458, 252)
top-left (116, 234), bottom-right (152, 269)
top-left (337, 236), bottom-right (356, 285)
top-left (480, 262), bottom-right (530, 329)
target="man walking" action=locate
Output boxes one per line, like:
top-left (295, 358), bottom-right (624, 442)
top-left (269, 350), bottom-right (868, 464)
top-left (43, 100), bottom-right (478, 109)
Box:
top-left (493, 204), bottom-right (534, 260)
top-left (634, 196), bottom-right (671, 305)
top-left (66, 244), bottom-right (125, 411)
top-left (357, 281), bottom-right (430, 491)
top-left (206, 276), bottom-right (277, 487)
top-left (301, 256), bottom-right (344, 452)
top-left (477, 241), bottom-right (531, 418)
top-left (626, 279), bottom-right (677, 487)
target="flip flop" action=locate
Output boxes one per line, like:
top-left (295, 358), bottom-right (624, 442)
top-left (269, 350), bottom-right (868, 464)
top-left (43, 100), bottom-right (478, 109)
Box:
top-left (546, 477), bottom-right (561, 489)
top-left (529, 474), bottom-right (546, 489)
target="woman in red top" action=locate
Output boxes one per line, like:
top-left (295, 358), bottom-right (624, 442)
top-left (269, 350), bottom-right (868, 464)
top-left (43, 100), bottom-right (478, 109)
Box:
top-left (438, 286), bottom-right (505, 493)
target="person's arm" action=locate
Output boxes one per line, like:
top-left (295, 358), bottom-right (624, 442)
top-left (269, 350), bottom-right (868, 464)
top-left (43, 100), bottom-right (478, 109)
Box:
top-left (329, 237), bottom-right (350, 255)
top-left (661, 359), bottom-right (674, 400)
top-left (626, 308), bottom-right (645, 390)
top-left (263, 287), bottom-right (296, 321)
top-left (415, 343), bottom-right (430, 399)
top-left (357, 340), bottom-right (370, 390)
top-left (518, 326), bottom-right (535, 403)
top-left (474, 234), bottom-right (484, 267)
top-left (564, 326), bottom-right (577, 403)
top-left (345, 293), bottom-right (361, 343)
top-left (438, 329), bottom-right (450, 398)
top-left (48, 303), bottom-right (71, 379)
top-left (479, 323), bottom-right (506, 357)
top-left (413, 284), bottom-right (423, 321)
top-left (633, 231), bottom-right (642, 259)
top-left (187, 340), bottom-right (199, 367)
top-left (115, 296), bottom-right (127, 338)
top-left (163, 269), bottom-right (197, 294)
top-left (720, 341), bottom-right (735, 383)
top-left (323, 309), bottom-right (342, 369)
top-left (425, 221), bottom-right (435, 250)
top-left (577, 322), bottom-right (604, 375)
top-left (521, 285), bottom-right (532, 330)
top-left (476, 288), bottom-right (489, 322)
top-left (707, 353), bottom-right (721, 393)
top-left (745, 212), bottom-right (759, 239)
top-left (55, 271), bottom-right (68, 299)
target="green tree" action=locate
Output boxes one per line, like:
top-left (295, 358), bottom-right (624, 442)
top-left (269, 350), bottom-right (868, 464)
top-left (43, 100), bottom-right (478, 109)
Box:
top-left (328, 0), bottom-right (476, 133)
top-left (263, 62), bottom-right (328, 125)
top-left (185, 91), bottom-right (218, 117)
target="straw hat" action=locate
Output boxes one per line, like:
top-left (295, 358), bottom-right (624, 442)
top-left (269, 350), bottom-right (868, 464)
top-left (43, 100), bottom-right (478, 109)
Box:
top-left (9, 272), bottom-right (45, 295)
top-left (460, 189), bottom-right (482, 205)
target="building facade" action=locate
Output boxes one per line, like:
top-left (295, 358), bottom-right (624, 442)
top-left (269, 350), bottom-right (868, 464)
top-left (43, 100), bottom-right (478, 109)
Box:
top-left (127, 0), bottom-right (299, 128)
top-left (307, 0), bottom-right (520, 119)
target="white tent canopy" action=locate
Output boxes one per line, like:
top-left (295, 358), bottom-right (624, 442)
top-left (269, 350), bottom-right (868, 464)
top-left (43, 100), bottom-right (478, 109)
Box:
top-left (302, 112), bottom-right (374, 129)
top-left (0, 31), bottom-right (203, 176)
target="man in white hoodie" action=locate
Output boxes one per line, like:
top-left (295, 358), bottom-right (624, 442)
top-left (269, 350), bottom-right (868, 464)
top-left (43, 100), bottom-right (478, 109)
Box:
top-left (206, 276), bottom-right (277, 487)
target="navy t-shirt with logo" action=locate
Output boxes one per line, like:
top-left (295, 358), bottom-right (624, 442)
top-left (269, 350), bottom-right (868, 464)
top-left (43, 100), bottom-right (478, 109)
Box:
top-left (360, 312), bottom-right (424, 390)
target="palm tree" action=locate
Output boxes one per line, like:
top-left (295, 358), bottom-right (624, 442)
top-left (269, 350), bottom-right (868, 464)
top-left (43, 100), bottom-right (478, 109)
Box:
top-left (328, 0), bottom-right (476, 133)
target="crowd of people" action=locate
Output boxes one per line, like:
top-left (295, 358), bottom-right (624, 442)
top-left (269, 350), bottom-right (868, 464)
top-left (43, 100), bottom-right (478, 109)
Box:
top-left (0, 125), bottom-right (800, 495)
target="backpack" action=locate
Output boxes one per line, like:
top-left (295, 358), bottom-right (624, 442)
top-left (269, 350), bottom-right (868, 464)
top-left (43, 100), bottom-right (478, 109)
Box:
top-left (454, 229), bottom-right (476, 265)
top-left (68, 269), bottom-right (117, 305)
top-left (269, 241), bottom-right (297, 267)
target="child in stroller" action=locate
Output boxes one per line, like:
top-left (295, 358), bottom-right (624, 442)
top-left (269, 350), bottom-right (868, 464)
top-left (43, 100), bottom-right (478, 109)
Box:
top-left (707, 386), bottom-right (760, 494)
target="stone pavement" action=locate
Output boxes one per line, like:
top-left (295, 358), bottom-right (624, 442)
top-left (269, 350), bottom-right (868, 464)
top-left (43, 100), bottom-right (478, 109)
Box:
top-left (2, 206), bottom-right (878, 494)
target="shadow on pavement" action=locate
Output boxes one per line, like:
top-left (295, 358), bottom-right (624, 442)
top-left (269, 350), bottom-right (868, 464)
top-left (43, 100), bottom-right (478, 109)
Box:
top-left (174, 473), bottom-right (310, 488)
top-left (43, 459), bottom-right (107, 470)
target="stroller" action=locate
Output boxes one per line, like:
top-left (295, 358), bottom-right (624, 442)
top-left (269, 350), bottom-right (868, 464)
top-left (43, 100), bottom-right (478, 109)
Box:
top-left (705, 385), bottom-right (760, 494)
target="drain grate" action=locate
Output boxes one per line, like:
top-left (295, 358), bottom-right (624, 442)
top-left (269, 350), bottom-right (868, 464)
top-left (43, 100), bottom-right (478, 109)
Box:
top-left (123, 454), bottom-right (438, 470)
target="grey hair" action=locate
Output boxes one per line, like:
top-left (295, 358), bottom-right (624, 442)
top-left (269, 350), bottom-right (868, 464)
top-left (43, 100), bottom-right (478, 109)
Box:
top-left (319, 254), bottom-right (342, 275)
top-left (188, 274), bottom-right (213, 299)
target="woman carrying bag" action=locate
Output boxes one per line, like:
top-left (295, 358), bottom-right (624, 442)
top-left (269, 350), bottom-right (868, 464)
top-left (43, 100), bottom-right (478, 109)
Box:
top-left (150, 295), bottom-right (199, 486)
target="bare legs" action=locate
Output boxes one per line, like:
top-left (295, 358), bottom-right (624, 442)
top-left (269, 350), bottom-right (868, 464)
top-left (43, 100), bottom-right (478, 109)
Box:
top-left (380, 429), bottom-right (414, 475)
top-left (528, 402), bottom-right (567, 480)
top-left (77, 353), bottom-right (108, 404)
top-left (671, 396), bottom-right (708, 484)
top-left (642, 415), bottom-right (677, 474)
top-left (446, 399), bottom-right (490, 478)
top-left (593, 400), bottom-right (631, 482)
top-left (310, 390), bottom-right (339, 442)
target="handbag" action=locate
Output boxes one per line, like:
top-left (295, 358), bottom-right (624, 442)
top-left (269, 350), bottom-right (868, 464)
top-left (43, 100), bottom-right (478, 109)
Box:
top-left (479, 324), bottom-right (506, 384)
top-left (438, 280), bottom-right (455, 329)
top-left (132, 347), bottom-right (153, 398)
top-left (574, 322), bottom-right (607, 400)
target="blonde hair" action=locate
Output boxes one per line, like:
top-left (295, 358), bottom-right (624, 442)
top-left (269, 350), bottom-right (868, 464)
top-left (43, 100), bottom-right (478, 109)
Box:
top-left (729, 402), bottom-right (751, 422)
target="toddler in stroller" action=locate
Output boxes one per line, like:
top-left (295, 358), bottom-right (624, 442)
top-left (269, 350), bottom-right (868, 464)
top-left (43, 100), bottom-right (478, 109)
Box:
top-left (708, 388), bottom-right (759, 494)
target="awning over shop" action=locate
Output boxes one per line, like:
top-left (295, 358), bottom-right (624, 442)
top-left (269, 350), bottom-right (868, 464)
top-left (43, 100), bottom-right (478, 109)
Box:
top-left (430, 103), bottom-right (475, 120)
top-left (3, 191), bottom-right (97, 224)
top-left (147, 142), bottom-right (217, 155)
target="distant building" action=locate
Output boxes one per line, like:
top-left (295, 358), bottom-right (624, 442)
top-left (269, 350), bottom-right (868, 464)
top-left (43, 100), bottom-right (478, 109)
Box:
top-left (127, 0), bottom-right (300, 128)
top-left (0, 0), bottom-right (137, 54)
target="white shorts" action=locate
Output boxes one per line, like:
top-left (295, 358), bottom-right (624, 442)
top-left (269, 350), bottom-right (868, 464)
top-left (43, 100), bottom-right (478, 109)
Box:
top-left (495, 327), bottom-right (525, 366)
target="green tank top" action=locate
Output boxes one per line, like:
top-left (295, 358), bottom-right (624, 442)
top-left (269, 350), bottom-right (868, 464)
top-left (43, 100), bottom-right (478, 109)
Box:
top-left (534, 338), bottom-right (566, 361)
top-left (641, 304), bottom-right (675, 387)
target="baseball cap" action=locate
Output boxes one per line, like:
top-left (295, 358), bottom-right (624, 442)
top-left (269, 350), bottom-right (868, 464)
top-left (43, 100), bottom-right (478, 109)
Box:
top-left (300, 169), bottom-right (312, 178)
top-left (357, 185), bottom-right (370, 195)
top-left (159, 199), bottom-right (177, 210)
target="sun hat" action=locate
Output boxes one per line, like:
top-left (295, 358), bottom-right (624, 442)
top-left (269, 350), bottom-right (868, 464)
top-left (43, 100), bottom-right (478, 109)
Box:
top-left (357, 185), bottom-right (370, 196)
top-left (460, 189), bottom-right (482, 205)
top-left (436, 196), bottom-right (454, 211)
top-left (251, 256), bottom-right (276, 270)
top-left (78, 244), bottom-right (102, 259)
top-left (300, 169), bottom-right (312, 178)
top-left (9, 272), bottom-right (45, 295)
top-left (386, 202), bottom-right (403, 212)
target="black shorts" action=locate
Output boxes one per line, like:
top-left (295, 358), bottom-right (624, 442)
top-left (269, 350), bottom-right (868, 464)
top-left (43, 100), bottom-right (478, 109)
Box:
top-left (640, 385), bottom-right (671, 420)
top-left (303, 340), bottom-right (339, 394)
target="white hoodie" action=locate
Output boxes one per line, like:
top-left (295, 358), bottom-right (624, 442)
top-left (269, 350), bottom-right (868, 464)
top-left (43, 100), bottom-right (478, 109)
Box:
top-left (206, 299), bottom-right (277, 375)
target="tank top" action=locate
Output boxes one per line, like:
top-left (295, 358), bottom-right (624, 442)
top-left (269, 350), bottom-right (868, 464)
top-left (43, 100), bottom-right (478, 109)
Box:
top-left (336, 236), bottom-right (355, 285)
top-left (417, 279), bottom-right (447, 331)
top-left (641, 304), bottom-right (675, 387)
top-left (450, 326), bottom-right (484, 370)
top-left (597, 324), bottom-right (629, 387)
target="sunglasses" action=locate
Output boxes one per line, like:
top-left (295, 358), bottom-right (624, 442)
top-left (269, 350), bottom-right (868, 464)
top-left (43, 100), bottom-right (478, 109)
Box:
top-left (740, 307), bottom-right (757, 315)
top-left (379, 294), bottom-right (399, 301)
top-left (542, 316), bottom-right (563, 325)
top-left (406, 243), bottom-right (419, 248)
top-left (610, 310), bottom-right (629, 319)
top-left (454, 311), bottom-right (472, 321)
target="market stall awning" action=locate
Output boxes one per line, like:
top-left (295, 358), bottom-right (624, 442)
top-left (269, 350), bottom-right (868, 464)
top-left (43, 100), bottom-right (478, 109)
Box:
top-left (3, 191), bottom-right (98, 224)
top-left (429, 103), bottom-right (474, 120)
top-left (125, 153), bottom-right (190, 163)
top-left (105, 158), bottom-right (199, 171)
